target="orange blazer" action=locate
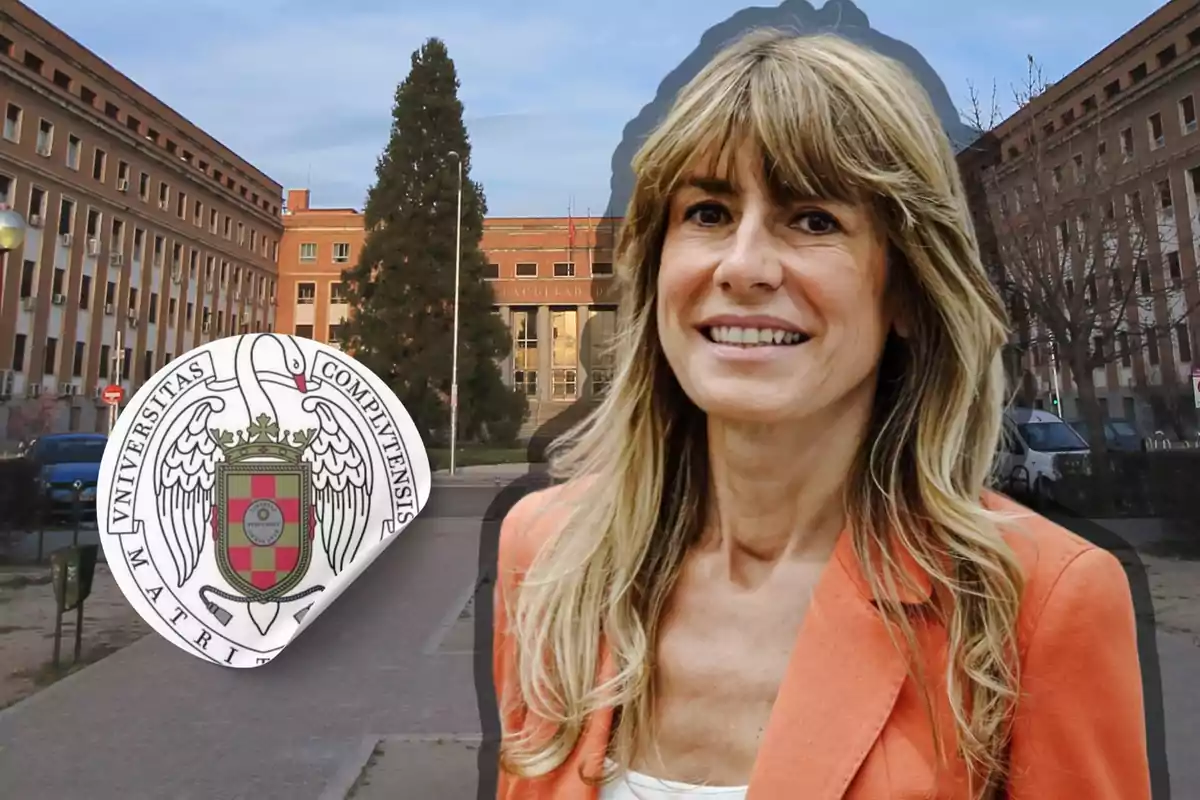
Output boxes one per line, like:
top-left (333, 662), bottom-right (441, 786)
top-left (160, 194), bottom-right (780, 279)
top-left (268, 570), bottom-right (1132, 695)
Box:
top-left (492, 486), bottom-right (1151, 799)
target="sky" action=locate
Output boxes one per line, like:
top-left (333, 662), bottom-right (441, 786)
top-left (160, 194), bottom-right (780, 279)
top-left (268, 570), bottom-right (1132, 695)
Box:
top-left (25, 0), bottom-right (1167, 218)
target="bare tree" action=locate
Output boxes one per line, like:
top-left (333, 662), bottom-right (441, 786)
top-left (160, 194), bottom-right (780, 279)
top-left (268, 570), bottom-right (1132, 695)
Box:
top-left (5, 395), bottom-right (61, 444)
top-left (963, 56), bottom-right (1199, 494)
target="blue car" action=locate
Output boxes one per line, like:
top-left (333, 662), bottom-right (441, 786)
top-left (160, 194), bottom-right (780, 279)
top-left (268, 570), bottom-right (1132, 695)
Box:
top-left (22, 433), bottom-right (108, 522)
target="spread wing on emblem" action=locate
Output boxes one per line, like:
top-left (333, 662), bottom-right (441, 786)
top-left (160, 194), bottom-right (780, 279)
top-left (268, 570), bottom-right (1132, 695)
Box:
top-left (304, 398), bottom-right (371, 575)
top-left (156, 398), bottom-right (225, 588)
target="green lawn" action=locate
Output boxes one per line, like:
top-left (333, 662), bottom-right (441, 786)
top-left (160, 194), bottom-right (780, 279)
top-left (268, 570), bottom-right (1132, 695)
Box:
top-left (427, 446), bottom-right (536, 471)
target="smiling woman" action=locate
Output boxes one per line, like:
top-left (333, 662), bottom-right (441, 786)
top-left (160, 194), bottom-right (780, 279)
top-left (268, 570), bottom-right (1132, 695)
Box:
top-left (492, 29), bottom-right (1150, 800)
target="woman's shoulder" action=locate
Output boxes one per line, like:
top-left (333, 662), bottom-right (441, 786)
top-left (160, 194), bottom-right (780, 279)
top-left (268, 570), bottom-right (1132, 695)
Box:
top-left (498, 477), bottom-right (596, 576)
top-left (982, 491), bottom-right (1135, 642)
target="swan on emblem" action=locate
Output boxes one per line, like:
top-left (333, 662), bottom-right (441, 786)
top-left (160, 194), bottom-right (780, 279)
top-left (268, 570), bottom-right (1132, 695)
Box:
top-left (155, 334), bottom-right (373, 605)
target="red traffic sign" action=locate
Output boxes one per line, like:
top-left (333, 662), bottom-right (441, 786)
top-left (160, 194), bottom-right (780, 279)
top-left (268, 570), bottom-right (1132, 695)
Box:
top-left (101, 384), bottom-right (125, 406)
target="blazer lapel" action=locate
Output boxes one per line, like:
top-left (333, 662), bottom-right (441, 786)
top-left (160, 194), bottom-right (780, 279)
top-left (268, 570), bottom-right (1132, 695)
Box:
top-left (746, 530), bottom-right (930, 799)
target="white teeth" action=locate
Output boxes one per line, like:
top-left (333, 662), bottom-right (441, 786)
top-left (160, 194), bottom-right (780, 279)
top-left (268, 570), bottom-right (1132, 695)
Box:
top-left (708, 326), bottom-right (806, 346)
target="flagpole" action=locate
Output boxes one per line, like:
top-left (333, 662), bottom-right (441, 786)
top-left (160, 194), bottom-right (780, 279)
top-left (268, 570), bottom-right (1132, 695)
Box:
top-left (586, 207), bottom-right (592, 274)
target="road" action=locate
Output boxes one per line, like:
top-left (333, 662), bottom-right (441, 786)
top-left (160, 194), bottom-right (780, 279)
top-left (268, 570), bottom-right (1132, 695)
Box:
top-left (0, 482), bottom-right (529, 800)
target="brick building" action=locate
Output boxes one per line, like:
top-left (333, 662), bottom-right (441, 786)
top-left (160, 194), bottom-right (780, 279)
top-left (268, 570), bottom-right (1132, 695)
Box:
top-left (961, 0), bottom-right (1200, 433)
top-left (277, 189), bottom-right (622, 432)
top-left (0, 2), bottom-right (284, 438)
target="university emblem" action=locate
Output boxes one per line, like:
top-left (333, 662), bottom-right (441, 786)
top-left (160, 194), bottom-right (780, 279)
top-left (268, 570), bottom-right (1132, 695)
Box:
top-left (96, 334), bottom-right (431, 667)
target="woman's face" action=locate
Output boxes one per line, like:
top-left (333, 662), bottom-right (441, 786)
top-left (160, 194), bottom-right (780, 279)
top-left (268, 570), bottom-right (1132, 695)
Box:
top-left (656, 140), bottom-right (898, 424)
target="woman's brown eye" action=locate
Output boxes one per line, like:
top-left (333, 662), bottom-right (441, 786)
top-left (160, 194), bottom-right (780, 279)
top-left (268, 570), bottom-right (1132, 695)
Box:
top-left (684, 203), bottom-right (727, 226)
top-left (796, 211), bottom-right (839, 234)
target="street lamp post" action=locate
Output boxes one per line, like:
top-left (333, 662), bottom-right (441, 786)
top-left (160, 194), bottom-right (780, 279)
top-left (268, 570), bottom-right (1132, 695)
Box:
top-left (447, 151), bottom-right (464, 476)
top-left (0, 203), bottom-right (28, 308)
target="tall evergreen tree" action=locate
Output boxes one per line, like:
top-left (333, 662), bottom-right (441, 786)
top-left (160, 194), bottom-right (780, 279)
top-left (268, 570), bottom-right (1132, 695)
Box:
top-left (339, 38), bottom-right (525, 447)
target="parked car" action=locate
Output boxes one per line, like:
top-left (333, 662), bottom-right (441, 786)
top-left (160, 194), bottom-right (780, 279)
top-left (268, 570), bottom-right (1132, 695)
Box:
top-left (997, 407), bottom-right (1090, 505)
top-left (1065, 417), bottom-right (1144, 453)
top-left (21, 433), bottom-right (108, 522)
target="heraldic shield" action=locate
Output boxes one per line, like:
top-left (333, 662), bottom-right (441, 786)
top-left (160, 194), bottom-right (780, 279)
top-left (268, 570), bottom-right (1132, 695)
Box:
top-left (211, 416), bottom-right (317, 604)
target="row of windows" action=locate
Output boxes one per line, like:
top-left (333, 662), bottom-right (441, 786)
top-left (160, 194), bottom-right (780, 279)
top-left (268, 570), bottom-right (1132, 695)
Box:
top-left (0, 172), bottom-right (277, 304)
top-left (1004, 25), bottom-right (1200, 160)
top-left (295, 281), bottom-right (346, 304)
top-left (1028, 324), bottom-right (1194, 370)
top-left (0, 106), bottom-right (279, 262)
top-left (298, 241), bottom-right (352, 263)
top-left (486, 261), bottom-right (615, 279)
top-left (0, 32), bottom-right (280, 217)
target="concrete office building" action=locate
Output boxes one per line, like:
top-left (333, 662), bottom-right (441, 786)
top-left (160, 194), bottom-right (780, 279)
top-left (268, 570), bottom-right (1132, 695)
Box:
top-left (0, 2), bottom-right (284, 438)
top-left (962, 0), bottom-right (1200, 432)
top-left (277, 190), bottom-right (621, 432)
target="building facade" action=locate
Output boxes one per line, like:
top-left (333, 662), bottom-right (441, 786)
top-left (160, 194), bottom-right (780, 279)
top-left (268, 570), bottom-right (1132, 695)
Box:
top-left (0, 2), bottom-right (284, 438)
top-left (277, 191), bottom-right (622, 431)
top-left (962, 0), bottom-right (1200, 433)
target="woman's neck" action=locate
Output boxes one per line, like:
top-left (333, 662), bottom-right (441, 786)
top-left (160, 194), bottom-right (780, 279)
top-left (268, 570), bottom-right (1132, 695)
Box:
top-left (701, 395), bottom-right (875, 572)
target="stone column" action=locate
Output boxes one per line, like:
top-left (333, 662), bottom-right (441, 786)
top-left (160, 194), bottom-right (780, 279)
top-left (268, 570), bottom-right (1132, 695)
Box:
top-left (497, 305), bottom-right (512, 387)
top-left (576, 305), bottom-right (590, 400)
top-left (537, 305), bottom-right (553, 402)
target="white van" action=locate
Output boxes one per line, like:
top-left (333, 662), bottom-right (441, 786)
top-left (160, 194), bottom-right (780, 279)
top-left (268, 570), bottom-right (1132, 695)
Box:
top-left (997, 407), bottom-right (1091, 504)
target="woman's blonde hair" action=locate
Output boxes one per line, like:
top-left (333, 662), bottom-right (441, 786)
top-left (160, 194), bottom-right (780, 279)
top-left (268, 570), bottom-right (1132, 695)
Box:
top-left (502, 29), bottom-right (1024, 798)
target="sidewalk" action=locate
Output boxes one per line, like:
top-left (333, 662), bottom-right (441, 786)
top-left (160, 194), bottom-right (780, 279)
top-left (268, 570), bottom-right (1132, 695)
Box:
top-left (431, 462), bottom-right (549, 486)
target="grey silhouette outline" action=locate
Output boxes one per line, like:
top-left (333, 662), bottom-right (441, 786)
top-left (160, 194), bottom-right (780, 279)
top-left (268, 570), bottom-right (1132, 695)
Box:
top-left (474, 3), bottom-right (1169, 796)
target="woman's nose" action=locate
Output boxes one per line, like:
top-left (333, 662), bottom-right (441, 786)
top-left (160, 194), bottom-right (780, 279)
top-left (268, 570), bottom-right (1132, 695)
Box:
top-left (712, 214), bottom-right (784, 295)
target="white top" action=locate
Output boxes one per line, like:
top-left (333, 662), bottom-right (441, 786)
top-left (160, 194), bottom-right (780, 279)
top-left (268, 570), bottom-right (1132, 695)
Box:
top-left (599, 761), bottom-right (749, 799)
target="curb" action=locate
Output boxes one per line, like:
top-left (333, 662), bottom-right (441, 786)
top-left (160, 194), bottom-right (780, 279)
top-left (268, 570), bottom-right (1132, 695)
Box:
top-left (318, 733), bottom-right (485, 800)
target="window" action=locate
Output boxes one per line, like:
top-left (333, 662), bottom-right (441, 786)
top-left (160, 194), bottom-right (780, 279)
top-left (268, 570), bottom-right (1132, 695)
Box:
top-left (1181, 95), bottom-right (1197, 133)
top-left (133, 228), bottom-right (145, 262)
top-left (294, 324), bottom-right (314, 338)
top-left (3, 103), bottom-right (21, 142)
top-left (1166, 251), bottom-right (1182, 287)
top-left (138, 171), bottom-right (149, 201)
top-left (51, 268), bottom-right (64, 296)
top-left (92, 148), bottom-right (106, 181)
top-left (237, 221), bottom-right (244, 245)
top-left (177, 192), bottom-right (186, 219)
top-left (1178, 324), bottom-right (1193, 362)
top-left (18, 261), bottom-right (32, 298)
top-left (65, 134), bottom-right (80, 169)
top-left (72, 342), bottom-right (84, 377)
top-left (0, 173), bottom-right (10, 206)
top-left (153, 235), bottom-right (164, 267)
top-left (1104, 79), bottom-right (1121, 100)
top-left (98, 344), bottom-right (109, 378)
top-left (332, 242), bottom-right (350, 263)
top-left (121, 348), bottom-right (131, 380)
top-left (1082, 95), bottom-right (1097, 113)
top-left (299, 242), bottom-right (316, 261)
top-left (144, 351), bottom-right (154, 381)
top-left (209, 208), bottom-right (218, 233)
top-left (512, 309), bottom-right (538, 396)
top-left (515, 262), bottom-right (537, 278)
top-left (1147, 327), bottom-right (1160, 366)
top-left (128, 287), bottom-right (138, 314)
top-left (589, 307), bottom-right (618, 395)
top-left (158, 182), bottom-right (169, 208)
top-left (28, 186), bottom-right (45, 221)
top-left (1158, 44), bottom-right (1177, 68)
top-left (105, 281), bottom-right (115, 306)
top-left (44, 338), bottom-right (57, 375)
top-left (111, 218), bottom-right (124, 251)
top-left (1061, 108), bottom-right (1076, 126)
top-left (146, 128), bottom-right (159, 145)
top-left (168, 297), bottom-right (177, 325)
top-left (328, 324), bottom-right (342, 343)
top-left (483, 263), bottom-right (500, 279)
top-left (592, 262), bottom-right (614, 276)
top-left (22, 50), bottom-right (42, 72)
top-left (85, 208), bottom-right (100, 237)
top-left (1149, 113), bottom-right (1164, 149)
top-left (1138, 258), bottom-right (1151, 294)
top-left (1118, 332), bottom-right (1131, 368)
top-left (189, 249), bottom-right (198, 277)
top-left (1130, 63), bottom-right (1147, 83)
top-left (35, 119), bottom-right (52, 154)
top-left (1072, 153), bottom-right (1084, 184)
top-left (193, 199), bottom-right (202, 226)
top-left (1051, 165), bottom-right (1062, 191)
top-left (11, 334), bottom-right (25, 372)
top-left (553, 262), bottom-right (575, 278)
top-left (52, 69), bottom-right (70, 90)
top-left (57, 197), bottom-right (72, 235)
top-left (223, 216), bottom-right (231, 238)
top-left (79, 274), bottom-right (91, 310)
top-left (1119, 127), bottom-right (1133, 158)
top-left (1158, 179), bottom-right (1173, 211)
top-left (80, 86), bottom-right (96, 106)
top-left (329, 282), bottom-right (346, 303)
top-left (297, 282), bottom-right (316, 304)
top-left (149, 293), bottom-right (158, 324)
top-left (186, 302), bottom-right (194, 324)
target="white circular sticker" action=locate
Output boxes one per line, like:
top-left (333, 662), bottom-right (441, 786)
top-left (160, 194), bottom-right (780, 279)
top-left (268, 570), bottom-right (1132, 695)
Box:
top-left (96, 334), bottom-right (431, 668)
